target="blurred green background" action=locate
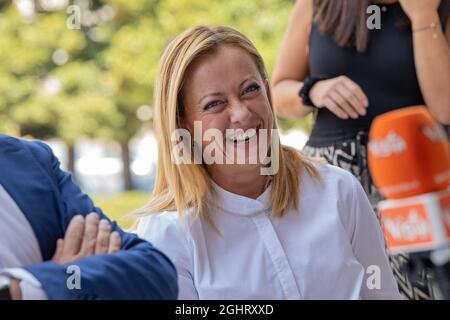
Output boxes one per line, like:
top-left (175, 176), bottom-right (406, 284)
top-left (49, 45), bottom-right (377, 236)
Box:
top-left (93, 191), bottom-right (147, 230)
top-left (1, 0), bottom-right (313, 228)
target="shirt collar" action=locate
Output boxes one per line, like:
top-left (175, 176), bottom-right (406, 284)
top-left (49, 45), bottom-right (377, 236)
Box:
top-left (207, 179), bottom-right (272, 217)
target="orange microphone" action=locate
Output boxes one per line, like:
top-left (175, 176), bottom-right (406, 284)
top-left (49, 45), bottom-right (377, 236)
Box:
top-left (368, 106), bottom-right (450, 298)
top-left (368, 106), bottom-right (450, 200)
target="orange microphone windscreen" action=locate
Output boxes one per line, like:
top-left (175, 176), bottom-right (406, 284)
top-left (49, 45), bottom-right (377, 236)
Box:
top-left (368, 106), bottom-right (450, 199)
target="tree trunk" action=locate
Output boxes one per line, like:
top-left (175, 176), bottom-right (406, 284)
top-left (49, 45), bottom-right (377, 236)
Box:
top-left (120, 140), bottom-right (133, 190)
top-left (67, 143), bottom-right (77, 183)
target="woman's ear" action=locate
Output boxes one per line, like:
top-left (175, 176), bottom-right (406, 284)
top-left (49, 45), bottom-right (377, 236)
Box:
top-left (178, 117), bottom-right (186, 130)
top-left (178, 117), bottom-right (191, 132)
top-left (177, 97), bottom-right (192, 131)
top-left (264, 78), bottom-right (270, 93)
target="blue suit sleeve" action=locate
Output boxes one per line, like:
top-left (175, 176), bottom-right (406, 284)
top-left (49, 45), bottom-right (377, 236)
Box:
top-left (23, 141), bottom-right (178, 300)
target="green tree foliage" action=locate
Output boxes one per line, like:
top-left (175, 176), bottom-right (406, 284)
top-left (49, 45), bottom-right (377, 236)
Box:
top-left (0, 0), bottom-right (311, 187)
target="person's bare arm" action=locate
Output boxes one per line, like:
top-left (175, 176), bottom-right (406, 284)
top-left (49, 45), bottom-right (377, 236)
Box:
top-left (400, 0), bottom-right (450, 124)
top-left (272, 0), bottom-right (368, 120)
top-left (272, 0), bottom-right (314, 118)
top-left (447, 18), bottom-right (450, 43)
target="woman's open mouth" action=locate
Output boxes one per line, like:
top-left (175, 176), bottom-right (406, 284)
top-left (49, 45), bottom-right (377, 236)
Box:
top-left (226, 124), bottom-right (261, 145)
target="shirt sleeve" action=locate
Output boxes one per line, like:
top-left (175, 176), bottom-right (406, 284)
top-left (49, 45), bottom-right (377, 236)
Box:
top-left (348, 173), bottom-right (402, 300)
top-left (137, 213), bottom-right (198, 300)
top-left (1, 268), bottom-right (48, 300)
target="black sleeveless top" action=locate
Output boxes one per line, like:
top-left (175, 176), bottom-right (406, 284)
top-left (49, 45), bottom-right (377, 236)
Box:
top-left (308, 2), bottom-right (425, 144)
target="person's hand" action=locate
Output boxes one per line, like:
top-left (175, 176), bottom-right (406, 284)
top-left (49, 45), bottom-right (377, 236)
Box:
top-left (9, 279), bottom-right (22, 300)
top-left (398, 0), bottom-right (440, 26)
top-left (309, 76), bottom-right (369, 119)
top-left (52, 213), bottom-right (121, 264)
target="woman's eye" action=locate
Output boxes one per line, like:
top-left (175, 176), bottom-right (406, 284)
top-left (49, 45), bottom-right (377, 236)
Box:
top-left (242, 83), bottom-right (261, 95)
top-left (204, 100), bottom-right (222, 111)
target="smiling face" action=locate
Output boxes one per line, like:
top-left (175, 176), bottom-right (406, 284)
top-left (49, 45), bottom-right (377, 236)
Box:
top-left (180, 44), bottom-right (275, 174)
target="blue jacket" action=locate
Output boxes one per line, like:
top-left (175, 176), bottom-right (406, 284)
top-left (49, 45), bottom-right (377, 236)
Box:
top-left (0, 134), bottom-right (178, 299)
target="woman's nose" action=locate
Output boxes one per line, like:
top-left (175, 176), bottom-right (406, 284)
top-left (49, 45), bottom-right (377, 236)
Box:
top-left (229, 102), bottom-right (252, 124)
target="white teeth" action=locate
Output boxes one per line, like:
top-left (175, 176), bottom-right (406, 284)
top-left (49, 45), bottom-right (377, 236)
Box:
top-left (227, 128), bottom-right (257, 143)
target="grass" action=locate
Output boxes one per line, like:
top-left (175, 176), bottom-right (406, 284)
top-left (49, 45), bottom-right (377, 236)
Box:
top-left (92, 191), bottom-right (150, 230)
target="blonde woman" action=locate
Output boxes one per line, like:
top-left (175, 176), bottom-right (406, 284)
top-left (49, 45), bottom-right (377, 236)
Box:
top-left (136, 25), bottom-right (401, 300)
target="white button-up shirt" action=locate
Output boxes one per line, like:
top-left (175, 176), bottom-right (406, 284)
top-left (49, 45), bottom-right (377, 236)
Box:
top-left (0, 183), bottom-right (47, 299)
top-left (138, 163), bottom-right (402, 300)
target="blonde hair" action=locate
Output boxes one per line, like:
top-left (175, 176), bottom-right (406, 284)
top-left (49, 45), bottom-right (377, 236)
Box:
top-left (139, 25), bottom-right (321, 220)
